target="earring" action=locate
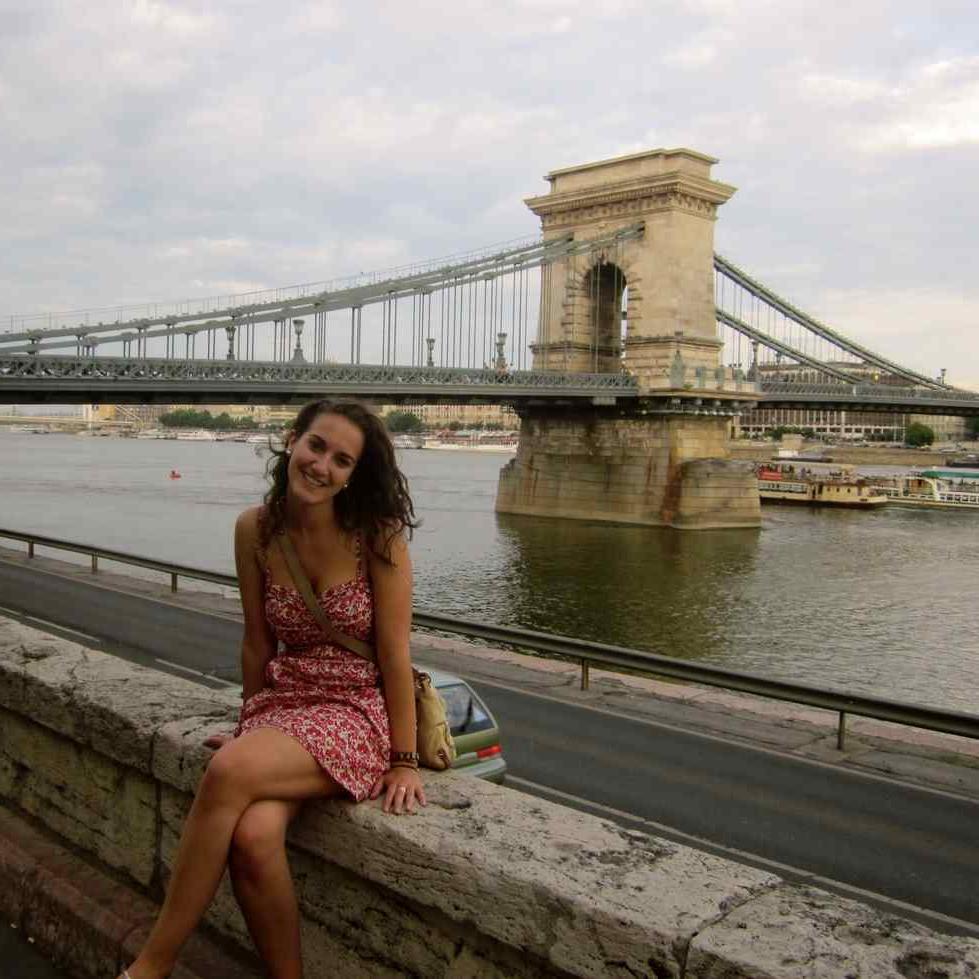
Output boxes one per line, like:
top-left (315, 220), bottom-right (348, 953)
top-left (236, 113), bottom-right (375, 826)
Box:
top-left (285, 449), bottom-right (291, 456)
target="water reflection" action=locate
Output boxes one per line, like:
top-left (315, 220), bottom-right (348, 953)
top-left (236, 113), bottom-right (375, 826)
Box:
top-left (493, 513), bottom-right (761, 661)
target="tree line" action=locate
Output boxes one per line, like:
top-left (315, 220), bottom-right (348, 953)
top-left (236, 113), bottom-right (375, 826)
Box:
top-left (158, 408), bottom-right (511, 434)
top-left (159, 409), bottom-right (262, 431)
top-left (382, 410), bottom-right (507, 433)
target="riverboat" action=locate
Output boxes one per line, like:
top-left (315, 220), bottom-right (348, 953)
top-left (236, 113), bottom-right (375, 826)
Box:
top-left (944, 454), bottom-right (979, 468)
top-left (756, 463), bottom-right (888, 508)
top-left (392, 435), bottom-right (425, 450)
top-left (869, 470), bottom-right (979, 510)
top-left (174, 429), bottom-right (216, 441)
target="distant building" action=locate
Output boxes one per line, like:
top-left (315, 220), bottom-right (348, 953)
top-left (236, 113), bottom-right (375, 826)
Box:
top-left (741, 362), bottom-right (966, 441)
top-left (0, 404), bottom-right (84, 417)
top-left (376, 403), bottom-right (518, 429)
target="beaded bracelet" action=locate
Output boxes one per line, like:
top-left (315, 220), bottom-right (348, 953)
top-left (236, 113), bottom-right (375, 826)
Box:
top-left (389, 750), bottom-right (419, 764)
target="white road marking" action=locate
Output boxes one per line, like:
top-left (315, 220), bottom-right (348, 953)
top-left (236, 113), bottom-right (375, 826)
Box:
top-left (0, 604), bottom-right (102, 644)
top-left (153, 656), bottom-right (237, 687)
top-left (507, 774), bottom-right (979, 938)
top-left (469, 674), bottom-right (979, 806)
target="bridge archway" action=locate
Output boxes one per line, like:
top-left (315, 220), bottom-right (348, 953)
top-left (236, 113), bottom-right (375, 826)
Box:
top-left (525, 148), bottom-right (735, 390)
top-left (578, 259), bottom-right (628, 373)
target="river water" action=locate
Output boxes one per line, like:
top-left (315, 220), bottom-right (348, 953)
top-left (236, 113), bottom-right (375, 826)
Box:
top-left (2, 431), bottom-right (978, 713)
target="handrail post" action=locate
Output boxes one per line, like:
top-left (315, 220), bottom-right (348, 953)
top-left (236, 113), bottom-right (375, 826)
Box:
top-left (91, 554), bottom-right (98, 574)
top-left (581, 659), bottom-right (590, 691)
top-left (837, 711), bottom-right (847, 750)
top-left (171, 572), bottom-right (178, 593)
top-left (28, 540), bottom-right (34, 559)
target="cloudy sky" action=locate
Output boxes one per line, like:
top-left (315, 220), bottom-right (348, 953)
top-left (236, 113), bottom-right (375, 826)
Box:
top-left (2, 0), bottom-right (977, 385)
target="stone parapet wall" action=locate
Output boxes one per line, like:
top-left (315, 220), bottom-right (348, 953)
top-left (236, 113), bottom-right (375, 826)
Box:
top-left (1, 617), bottom-right (977, 978)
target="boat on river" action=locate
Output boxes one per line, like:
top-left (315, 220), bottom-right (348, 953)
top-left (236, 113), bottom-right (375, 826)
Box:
top-left (174, 429), bottom-right (216, 441)
top-left (944, 454), bottom-right (979, 468)
top-left (392, 435), bottom-right (425, 450)
top-left (869, 470), bottom-right (979, 510)
top-left (756, 463), bottom-right (888, 508)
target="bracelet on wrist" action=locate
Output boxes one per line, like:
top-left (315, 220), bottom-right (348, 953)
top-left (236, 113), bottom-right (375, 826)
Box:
top-left (389, 750), bottom-right (419, 765)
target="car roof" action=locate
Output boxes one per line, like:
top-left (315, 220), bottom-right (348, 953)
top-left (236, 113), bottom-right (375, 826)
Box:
top-left (418, 666), bottom-right (467, 688)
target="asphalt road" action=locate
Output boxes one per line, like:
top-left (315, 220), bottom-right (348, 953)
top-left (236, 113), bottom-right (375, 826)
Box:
top-left (2, 558), bottom-right (978, 932)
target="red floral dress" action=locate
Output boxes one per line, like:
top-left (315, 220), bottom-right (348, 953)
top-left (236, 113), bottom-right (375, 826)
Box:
top-left (234, 552), bottom-right (390, 801)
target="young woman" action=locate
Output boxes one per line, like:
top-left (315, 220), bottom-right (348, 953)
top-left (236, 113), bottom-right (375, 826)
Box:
top-left (120, 399), bottom-right (422, 979)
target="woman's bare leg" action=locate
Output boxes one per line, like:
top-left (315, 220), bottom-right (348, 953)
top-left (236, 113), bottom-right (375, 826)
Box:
top-left (120, 729), bottom-right (339, 979)
top-left (229, 799), bottom-right (303, 979)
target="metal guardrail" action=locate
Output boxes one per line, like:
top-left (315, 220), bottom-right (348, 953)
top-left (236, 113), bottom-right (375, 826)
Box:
top-left (0, 528), bottom-right (233, 594)
top-left (2, 527), bottom-right (978, 749)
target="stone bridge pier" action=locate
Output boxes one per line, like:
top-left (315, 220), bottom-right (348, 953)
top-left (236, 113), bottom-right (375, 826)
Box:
top-left (496, 148), bottom-right (761, 529)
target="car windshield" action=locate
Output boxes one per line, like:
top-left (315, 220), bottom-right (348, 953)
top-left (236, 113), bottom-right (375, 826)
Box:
top-left (437, 682), bottom-right (494, 736)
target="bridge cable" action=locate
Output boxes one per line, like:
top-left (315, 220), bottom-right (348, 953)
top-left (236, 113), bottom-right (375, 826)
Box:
top-left (715, 254), bottom-right (944, 390)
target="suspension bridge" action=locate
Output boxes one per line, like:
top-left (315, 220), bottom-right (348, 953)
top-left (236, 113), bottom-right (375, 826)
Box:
top-left (2, 147), bottom-right (974, 527)
top-left (1, 232), bottom-right (973, 413)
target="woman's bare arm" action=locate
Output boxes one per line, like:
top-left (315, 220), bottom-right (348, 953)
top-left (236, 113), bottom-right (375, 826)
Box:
top-left (235, 507), bottom-right (276, 700)
top-left (367, 530), bottom-right (425, 812)
top-left (369, 531), bottom-right (416, 752)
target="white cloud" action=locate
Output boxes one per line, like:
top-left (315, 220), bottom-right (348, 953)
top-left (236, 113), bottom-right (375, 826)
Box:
top-left (130, 0), bottom-right (216, 36)
top-left (863, 57), bottom-right (979, 151)
top-left (799, 73), bottom-right (892, 106)
top-left (819, 286), bottom-right (979, 389)
top-left (664, 40), bottom-right (718, 69)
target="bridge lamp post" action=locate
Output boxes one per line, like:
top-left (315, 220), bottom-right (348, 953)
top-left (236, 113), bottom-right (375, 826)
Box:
top-left (225, 321), bottom-right (237, 361)
top-left (426, 337), bottom-right (436, 368)
top-left (747, 340), bottom-right (760, 381)
top-left (291, 318), bottom-right (306, 364)
top-left (495, 332), bottom-right (508, 373)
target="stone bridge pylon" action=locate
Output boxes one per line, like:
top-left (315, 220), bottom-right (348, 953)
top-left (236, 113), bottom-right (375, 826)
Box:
top-left (495, 148), bottom-right (762, 530)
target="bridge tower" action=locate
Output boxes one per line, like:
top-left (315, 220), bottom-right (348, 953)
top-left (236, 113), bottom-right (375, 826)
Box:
top-left (496, 148), bottom-right (761, 529)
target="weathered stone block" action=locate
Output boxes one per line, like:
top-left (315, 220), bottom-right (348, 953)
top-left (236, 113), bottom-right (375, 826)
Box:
top-left (0, 708), bottom-right (157, 885)
top-left (687, 883), bottom-right (979, 978)
top-left (287, 776), bottom-right (781, 978)
top-left (0, 618), bottom-right (233, 772)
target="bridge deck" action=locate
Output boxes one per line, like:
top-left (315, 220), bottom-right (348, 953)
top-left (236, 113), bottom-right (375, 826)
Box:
top-left (3, 355), bottom-right (978, 413)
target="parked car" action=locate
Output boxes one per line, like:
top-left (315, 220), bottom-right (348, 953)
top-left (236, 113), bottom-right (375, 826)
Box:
top-left (428, 668), bottom-right (506, 784)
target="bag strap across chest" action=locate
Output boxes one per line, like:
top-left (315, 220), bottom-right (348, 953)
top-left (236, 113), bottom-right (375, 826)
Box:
top-left (275, 532), bottom-right (377, 664)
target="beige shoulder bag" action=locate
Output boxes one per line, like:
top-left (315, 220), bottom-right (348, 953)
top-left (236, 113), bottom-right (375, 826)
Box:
top-left (276, 532), bottom-right (456, 771)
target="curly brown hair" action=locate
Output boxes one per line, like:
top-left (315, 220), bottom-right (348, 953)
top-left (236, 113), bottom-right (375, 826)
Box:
top-left (261, 399), bottom-right (418, 563)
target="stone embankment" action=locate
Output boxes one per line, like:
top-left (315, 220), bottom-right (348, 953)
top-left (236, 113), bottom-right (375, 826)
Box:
top-left (729, 441), bottom-right (970, 468)
top-left (1, 617), bottom-right (977, 978)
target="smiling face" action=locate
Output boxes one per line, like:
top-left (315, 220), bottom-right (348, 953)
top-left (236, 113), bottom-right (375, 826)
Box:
top-left (286, 411), bottom-right (365, 506)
